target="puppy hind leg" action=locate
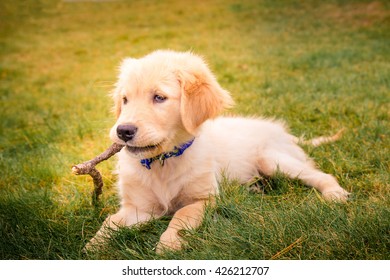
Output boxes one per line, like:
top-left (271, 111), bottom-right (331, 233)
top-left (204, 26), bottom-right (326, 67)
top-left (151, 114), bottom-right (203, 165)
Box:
top-left (257, 152), bottom-right (350, 202)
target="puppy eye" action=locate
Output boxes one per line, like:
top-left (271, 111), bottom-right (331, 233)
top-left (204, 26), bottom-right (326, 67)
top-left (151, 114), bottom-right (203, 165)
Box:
top-left (153, 94), bottom-right (167, 104)
top-left (122, 96), bottom-right (128, 105)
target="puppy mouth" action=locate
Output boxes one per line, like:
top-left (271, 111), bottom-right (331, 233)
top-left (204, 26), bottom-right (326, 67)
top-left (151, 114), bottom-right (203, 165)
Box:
top-left (125, 142), bottom-right (162, 154)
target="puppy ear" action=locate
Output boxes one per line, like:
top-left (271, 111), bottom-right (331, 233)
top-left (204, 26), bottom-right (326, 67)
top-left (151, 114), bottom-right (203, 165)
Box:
top-left (178, 55), bottom-right (234, 134)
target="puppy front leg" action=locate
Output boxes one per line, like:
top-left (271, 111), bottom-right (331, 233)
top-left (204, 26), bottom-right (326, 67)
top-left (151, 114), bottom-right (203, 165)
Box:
top-left (85, 205), bottom-right (152, 251)
top-left (156, 199), bottom-right (208, 254)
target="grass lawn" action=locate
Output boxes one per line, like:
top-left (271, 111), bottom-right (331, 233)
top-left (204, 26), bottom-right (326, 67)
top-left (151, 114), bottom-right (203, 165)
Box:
top-left (0, 0), bottom-right (389, 260)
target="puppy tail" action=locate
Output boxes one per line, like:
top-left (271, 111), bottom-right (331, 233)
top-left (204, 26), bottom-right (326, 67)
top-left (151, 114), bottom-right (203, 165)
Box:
top-left (295, 128), bottom-right (345, 147)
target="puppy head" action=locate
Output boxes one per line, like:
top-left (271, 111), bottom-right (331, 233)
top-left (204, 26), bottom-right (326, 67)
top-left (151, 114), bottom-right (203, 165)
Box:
top-left (110, 50), bottom-right (234, 159)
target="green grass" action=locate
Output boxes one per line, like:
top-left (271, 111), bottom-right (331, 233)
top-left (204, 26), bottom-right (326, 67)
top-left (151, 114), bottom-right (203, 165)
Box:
top-left (0, 0), bottom-right (389, 260)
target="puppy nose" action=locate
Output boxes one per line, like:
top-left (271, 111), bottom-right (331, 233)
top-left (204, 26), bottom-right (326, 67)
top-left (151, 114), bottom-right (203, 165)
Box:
top-left (116, 124), bottom-right (138, 142)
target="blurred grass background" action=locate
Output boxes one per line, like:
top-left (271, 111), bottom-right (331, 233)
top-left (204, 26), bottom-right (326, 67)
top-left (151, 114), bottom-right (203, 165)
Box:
top-left (0, 0), bottom-right (389, 259)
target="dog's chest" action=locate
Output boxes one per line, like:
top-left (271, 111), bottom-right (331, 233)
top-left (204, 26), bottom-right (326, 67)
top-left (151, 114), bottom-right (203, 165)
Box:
top-left (147, 164), bottom-right (190, 213)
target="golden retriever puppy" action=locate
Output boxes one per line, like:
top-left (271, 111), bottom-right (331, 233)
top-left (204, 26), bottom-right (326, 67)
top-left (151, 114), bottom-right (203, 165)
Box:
top-left (86, 50), bottom-right (350, 253)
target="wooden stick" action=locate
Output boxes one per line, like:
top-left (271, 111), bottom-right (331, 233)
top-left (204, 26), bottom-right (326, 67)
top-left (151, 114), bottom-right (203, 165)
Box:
top-left (72, 143), bottom-right (124, 204)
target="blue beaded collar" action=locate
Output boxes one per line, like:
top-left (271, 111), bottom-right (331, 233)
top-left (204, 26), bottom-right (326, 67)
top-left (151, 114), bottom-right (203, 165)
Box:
top-left (140, 138), bottom-right (195, 170)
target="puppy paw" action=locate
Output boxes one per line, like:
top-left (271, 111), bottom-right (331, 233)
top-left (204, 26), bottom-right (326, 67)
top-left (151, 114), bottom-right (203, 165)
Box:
top-left (156, 229), bottom-right (183, 254)
top-left (322, 188), bottom-right (350, 202)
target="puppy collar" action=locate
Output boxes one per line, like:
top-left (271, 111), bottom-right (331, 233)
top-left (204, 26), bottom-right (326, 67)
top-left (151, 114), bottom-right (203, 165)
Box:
top-left (140, 138), bottom-right (195, 170)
